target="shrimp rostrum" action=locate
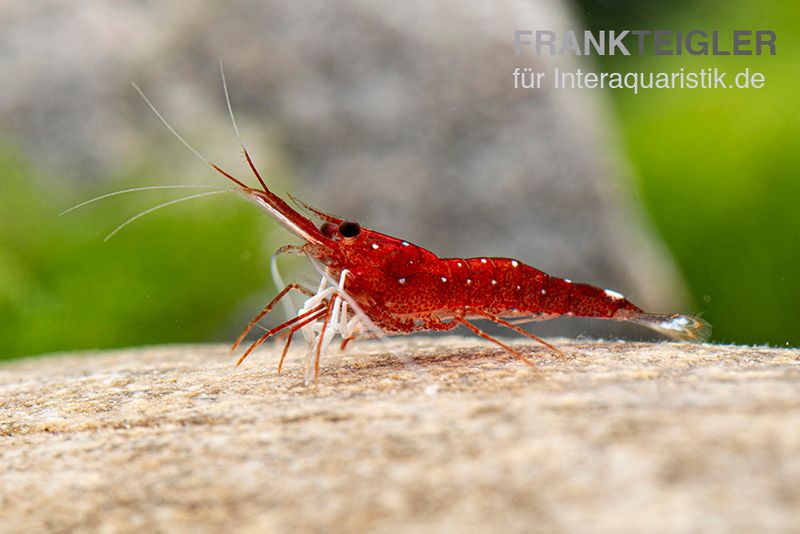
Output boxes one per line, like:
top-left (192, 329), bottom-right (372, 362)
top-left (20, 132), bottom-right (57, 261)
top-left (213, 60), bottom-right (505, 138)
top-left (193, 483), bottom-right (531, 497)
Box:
top-left (135, 74), bottom-right (710, 384)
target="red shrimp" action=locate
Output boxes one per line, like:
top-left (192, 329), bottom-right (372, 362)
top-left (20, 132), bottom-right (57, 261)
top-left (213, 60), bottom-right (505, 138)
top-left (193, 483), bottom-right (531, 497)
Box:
top-left (134, 73), bottom-right (710, 383)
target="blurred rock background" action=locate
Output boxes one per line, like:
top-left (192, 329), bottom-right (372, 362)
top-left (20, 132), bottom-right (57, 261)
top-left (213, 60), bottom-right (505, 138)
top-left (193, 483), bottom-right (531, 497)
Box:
top-left (2, 0), bottom-right (798, 358)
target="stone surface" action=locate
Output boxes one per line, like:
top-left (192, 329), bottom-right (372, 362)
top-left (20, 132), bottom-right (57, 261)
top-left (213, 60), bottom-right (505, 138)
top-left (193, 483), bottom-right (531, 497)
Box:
top-left (1, 338), bottom-right (798, 532)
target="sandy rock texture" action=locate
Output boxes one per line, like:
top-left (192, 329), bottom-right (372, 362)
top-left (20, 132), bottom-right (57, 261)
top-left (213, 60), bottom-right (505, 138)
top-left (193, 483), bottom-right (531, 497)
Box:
top-left (1, 338), bottom-right (799, 532)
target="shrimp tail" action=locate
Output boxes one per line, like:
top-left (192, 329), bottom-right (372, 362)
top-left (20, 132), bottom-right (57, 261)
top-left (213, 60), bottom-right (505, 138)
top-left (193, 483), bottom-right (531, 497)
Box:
top-left (617, 310), bottom-right (712, 342)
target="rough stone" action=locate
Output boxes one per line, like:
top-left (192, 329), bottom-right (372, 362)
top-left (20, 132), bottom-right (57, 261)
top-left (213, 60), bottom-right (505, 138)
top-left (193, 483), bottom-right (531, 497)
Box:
top-left (1, 338), bottom-right (798, 532)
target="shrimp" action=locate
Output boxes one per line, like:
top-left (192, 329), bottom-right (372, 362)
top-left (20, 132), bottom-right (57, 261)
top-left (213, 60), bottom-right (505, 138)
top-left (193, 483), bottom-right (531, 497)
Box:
top-left (134, 68), bottom-right (710, 384)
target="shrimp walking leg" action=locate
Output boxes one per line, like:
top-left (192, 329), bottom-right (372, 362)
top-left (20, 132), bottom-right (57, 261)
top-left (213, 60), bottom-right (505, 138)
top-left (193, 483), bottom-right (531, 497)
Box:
top-left (236, 303), bottom-right (327, 366)
top-left (278, 308), bottom-right (329, 374)
top-left (230, 283), bottom-right (315, 353)
top-left (454, 317), bottom-right (537, 367)
top-left (471, 309), bottom-right (565, 360)
top-left (311, 298), bottom-right (337, 383)
top-left (297, 270), bottom-right (352, 383)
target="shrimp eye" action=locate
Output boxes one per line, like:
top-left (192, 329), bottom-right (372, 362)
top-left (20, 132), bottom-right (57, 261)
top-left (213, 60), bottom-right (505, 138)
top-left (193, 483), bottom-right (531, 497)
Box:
top-left (320, 222), bottom-right (336, 237)
top-left (339, 221), bottom-right (361, 238)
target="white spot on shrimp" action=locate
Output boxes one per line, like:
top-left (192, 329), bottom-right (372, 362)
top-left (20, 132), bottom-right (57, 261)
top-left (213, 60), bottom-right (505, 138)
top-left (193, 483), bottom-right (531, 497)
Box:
top-left (491, 280), bottom-right (497, 285)
top-left (564, 278), bottom-right (572, 283)
top-left (441, 276), bottom-right (448, 283)
top-left (401, 241), bottom-right (410, 246)
top-left (456, 262), bottom-right (463, 267)
top-left (371, 243), bottom-right (379, 250)
top-left (408, 259), bottom-right (414, 265)
top-left (541, 289), bottom-right (546, 295)
top-left (511, 260), bottom-right (519, 267)
top-left (467, 279), bottom-right (473, 285)
top-left (515, 285), bottom-right (521, 290)
top-left (604, 289), bottom-right (625, 300)
top-left (399, 278), bottom-right (406, 284)
top-left (480, 258), bottom-right (487, 264)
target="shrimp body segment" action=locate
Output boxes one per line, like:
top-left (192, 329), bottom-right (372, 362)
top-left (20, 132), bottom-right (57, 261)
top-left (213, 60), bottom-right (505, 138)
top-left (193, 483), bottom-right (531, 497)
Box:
top-left (307, 229), bottom-right (635, 332)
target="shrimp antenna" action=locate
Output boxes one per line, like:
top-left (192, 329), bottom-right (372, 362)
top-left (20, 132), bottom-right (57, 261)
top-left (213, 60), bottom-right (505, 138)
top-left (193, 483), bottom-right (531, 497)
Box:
top-left (287, 193), bottom-right (342, 223)
top-left (131, 82), bottom-right (250, 190)
top-left (60, 185), bottom-right (225, 216)
top-left (218, 60), bottom-right (270, 193)
top-left (104, 189), bottom-right (232, 241)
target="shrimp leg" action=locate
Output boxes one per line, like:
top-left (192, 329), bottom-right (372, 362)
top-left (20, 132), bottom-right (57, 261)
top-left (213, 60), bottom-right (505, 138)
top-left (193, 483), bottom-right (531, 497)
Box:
top-left (454, 317), bottom-right (537, 367)
top-left (278, 308), bottom-right (330, 374)
top-left (311, 298), bottom-right (337, 384)
top-left (470, 309), bottom-right (565, 360)
top-left (230, 283), bottom-right (315, 353)
top-left (236, 303), bottom-right (327, 366)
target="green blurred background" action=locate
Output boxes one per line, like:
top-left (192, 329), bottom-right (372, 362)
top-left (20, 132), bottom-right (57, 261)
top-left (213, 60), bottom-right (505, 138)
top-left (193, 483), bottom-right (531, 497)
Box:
top-left (1, 0), bottom-right (798, 360)
top-left (576, 0), bottom-right (800, 346)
